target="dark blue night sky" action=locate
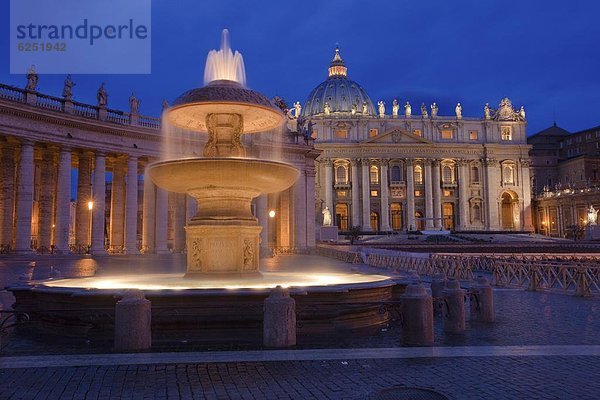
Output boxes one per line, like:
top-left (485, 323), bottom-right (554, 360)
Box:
top-left (1, 0), bottom-right (599, 135)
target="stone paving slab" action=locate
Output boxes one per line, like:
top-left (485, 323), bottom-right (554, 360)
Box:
top-left (1, 355), bottom-right (599, 399)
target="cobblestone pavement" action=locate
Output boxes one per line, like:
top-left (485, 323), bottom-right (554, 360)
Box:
top-left (2, 354), bottom-right (600, 399)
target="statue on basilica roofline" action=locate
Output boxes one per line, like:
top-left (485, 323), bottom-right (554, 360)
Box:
top-left (362, 101), bottom-right (368, 115)
top-left (324, 102), bottom-right (331, 115)
top-left (519, 105), bottom-right (526, 120)
top-left (351, 103), bottom-right (357, 115)
top-left (25, 65), bottom-right (38, 91)
top-left (62, 75), bottom-right (75, 100)
top-left (493, 97), bottom-right (525, 121)
top-left (392, 99), bottom-right (399, 116)
top-left (484, 103), bottom-right (491, 120)
top-left (421, 103), bottom-right (428, 118)
top-left (404, 101), bottom-right (412, 118)
top-left (293, 101), bottom-right (302, 119)
top-left (129, 92), bottom-right (140, 114)
top-left (377, 100), bottom-right (385, 118)
top-left (455, 102), bottom-right (463, 119)
top-left (430, 102), bottom-right (438, 117)
top-left (97, 82), bottom-right (108, 108)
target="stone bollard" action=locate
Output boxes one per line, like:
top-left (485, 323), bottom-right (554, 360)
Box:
top-left (470, 276), bottom-right (495, 323)
top-left (114, 290), bottom-right (152, 351)
top-left (263, 286), bottom-right (296, 348)
top-left (442, 279), bottom-right (466, 333)
top-left (431, 273), bottom-right (447, 298)
top-left (401, 283), bottom-right (434, 346)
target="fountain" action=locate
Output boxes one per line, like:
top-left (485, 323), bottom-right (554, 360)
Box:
top-left (7, 30), bottom-right (400, 345)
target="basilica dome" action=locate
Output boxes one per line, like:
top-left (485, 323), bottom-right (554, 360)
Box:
top-left (302, 48), bottom-right (376, 117)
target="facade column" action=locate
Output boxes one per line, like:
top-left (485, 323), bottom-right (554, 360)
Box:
top-left (323, 158), bottom-right (334, 221)
top-left (155, 187), bottom-right (169, 254)
top-left (141, 174), bottom-right (156, 253)
top-left (458, 160), bottom-right (470, 230)
top-left (0, 143), bottom-right (16, 248)
top-left (124, 156), bottom-right (139, 253)
top-left (380, 160), bottom-right (391, 231)
top-left (424, 159), bottom-right (434, 230)
top-left (520, 159), bottom-right (534, 231)
top-left (14, 141), bottom-right (35, 253)
top-left (484, 158), bottom-right (500, 230)
top-left (350, 159), bottom-right (361, 228)
top-left (305, 166), bottom-right (316, 248)
top-left (432, 160), bottom-right (442, 229)
top-left (173, 193), bottom-right (186, 252)
top-left (293, 172), bottom-right (307, 251)
top-left (109, 157), bottom-right (126, 252)
top-left (38, 148), bottom-right (56, 250)
top-left (361, 159), bottom-right (372, 231)
top-left (91, 152), bottom-right (107, 254)
top-left (256, 195), bottom-right (268, 250)
top-left (75, 151), bottom-right (93, 249)
top-left (406, 159), bottom-right (416, 231)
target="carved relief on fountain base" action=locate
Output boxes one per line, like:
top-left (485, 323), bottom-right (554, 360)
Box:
top-left (185, 224), bottom-right (262, 276)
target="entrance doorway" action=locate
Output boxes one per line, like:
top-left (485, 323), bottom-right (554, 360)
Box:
top-left (443, 203), bottom-right (454, 230)
top-left (335, 203), bottom-right (349, 231)
top-left (415, 211), bottom-right (424, 231)
top-left (391, 203), bottom-right (403, 230)
top-left (501, 191), bottom-right (519, 230)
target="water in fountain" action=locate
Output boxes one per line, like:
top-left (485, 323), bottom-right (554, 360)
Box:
top-left (204, 29), bottom-right (246, 87)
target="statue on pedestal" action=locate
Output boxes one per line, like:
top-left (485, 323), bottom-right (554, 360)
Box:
top-left (129, 92), bottom-right (140, 114)
top-left (404, 101), bottom-right (412, 118)
top-left (62, 75), bottom-right (75, 100)
top-left (392, 99), bottom-right (399, 116)
top-left (421, 103), bottom-right (428, 118)
top-left (484, 103), bottom-right (491, 119)
top-left (378, 101), bottom-right (385, 118)
top-left (97, 83), bottom-right (108, 108)
top-left (455, 102), bottom-right (462, 119)
top-left (26, 65), bottom-right (38, 91)
top-left (588, 205), bottom-right (598, 225)
top-left (322, 207), bottom-right (332, 226)
top-left (431, 102), bottom-right (438, 117)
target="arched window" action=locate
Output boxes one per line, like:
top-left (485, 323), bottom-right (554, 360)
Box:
top-left (335, 165), bottom-right (347, 184)
top-left (442, 165), bottom-right (453, 184)
top-left (471, 166), bottom-right (480, 184)
top-left (503, 164), bottom-right (515, 184)
top-left (370, 165), bottom-right (379, 184)
top-left (472, 203), bottom-right (482, 222)
top-left (391, 165), bottom-right (402, 182)
top-left (414, 165), bottom-right (423, 184)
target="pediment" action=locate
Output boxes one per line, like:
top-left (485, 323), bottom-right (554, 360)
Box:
top-left (362, 129), bottom-right (432, 144)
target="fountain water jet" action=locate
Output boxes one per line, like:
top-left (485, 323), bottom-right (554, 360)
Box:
top-left (149, 29), bottom-right (299, 276)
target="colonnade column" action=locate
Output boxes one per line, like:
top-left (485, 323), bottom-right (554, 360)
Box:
top-left (380, 160), bottom-right (391, 231)
top-left (458, 160), bottom-right (470, 230)
top-left (323, 159), bottom-right (334, 219)
top-left (484, 158), bottom-right (500, 230)
top-left (109, 157), bottom-right (126, 252)
top-left (124, 156), bottom-right (139, 253)
top-left (14, 140), bottom-right (34, 253)
top-left (155, 187), bottom-right (169, 254)
top-left (406, 160), bottom-right (416, 231)
top-left (361, 159), bottom-right (372, 231)
top-left (432, 160), bottom-right (442, 229)
top-left (0, 143), bottom-right (16, 247)
top-left (38, 148), bottom-right (56, 250)
top-left (141, 175), bottom-right (156, 253)
top-left (173, 193), bottom-right (186, 253)
top-left (91, 152), bottom-right (107, 254)
top-left (75, 151), bottom-right (93, 249)
top-left (305, 166), bottom-right (316, 248)
top-left (293, 172), bottom-right (307, 250)
top-left (520, 160), bottom-right (534, 231)
top-left (350, 159), bottom-right (361, 228)
top-left (424, 160), bottom-right (434, 230)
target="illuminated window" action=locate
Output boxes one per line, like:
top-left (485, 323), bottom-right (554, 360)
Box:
top-left (471, 166), bottom-right (480, 184)
top-left (370, 165), bottom-right (379, 184)
top-left (370, 190), bottom-right (379, 197)
top-left (335, 165), bottom-right (348, 184)
top-left (503, 164), bottom-right (515, 184)
top-left (335, 129), bottom-right (348, 138)
top-left (442, 165), bottom-right (453, 184)
top-left (469, 130), bottom-right (478, 140)
top-left (443, 190), bottom-right (452, 197)
top-left (337, 190), bottom-right (347, 198)
top-left (414, 165), bottom-right (423, 184)
top-left (369, 128), bottom-right (378, 137)
top-left (413, 129), bottom-right (422, 137)
top-left (441, 130), bottom-right (454, 140)
top-left (501, 126), bottom-right (512, 141)
top-left (415, 190), bottom-right (422, 197)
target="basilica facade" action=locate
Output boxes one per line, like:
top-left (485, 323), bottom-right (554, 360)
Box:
top-left (298, 48), bottom-right (533, 233)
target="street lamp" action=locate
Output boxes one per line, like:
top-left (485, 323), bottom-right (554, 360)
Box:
top-left (268, 210), bottom-right (276, 218)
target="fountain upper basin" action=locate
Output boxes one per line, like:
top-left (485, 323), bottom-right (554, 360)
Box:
top-left (148, 158), bottom-right (300, 195)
